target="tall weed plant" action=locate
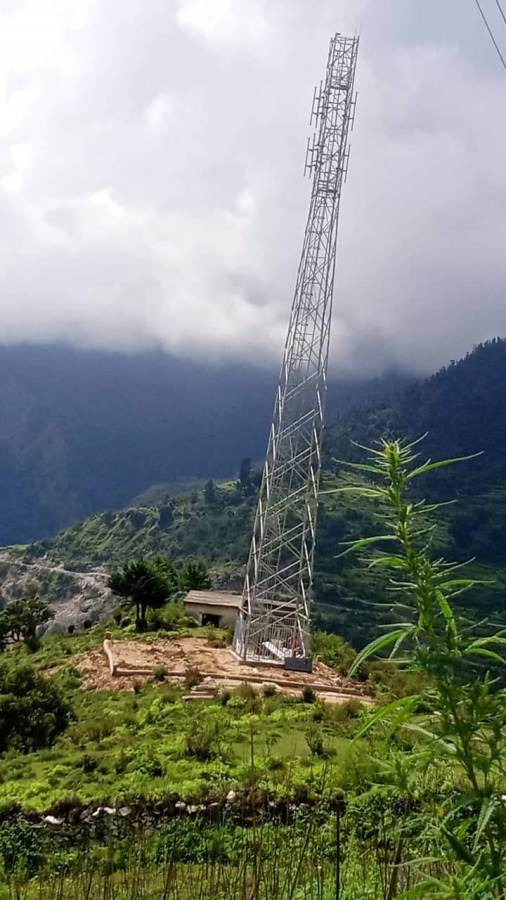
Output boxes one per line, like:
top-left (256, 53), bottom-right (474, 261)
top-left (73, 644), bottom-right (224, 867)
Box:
top-left (338, 437), bottom-right (506, 898)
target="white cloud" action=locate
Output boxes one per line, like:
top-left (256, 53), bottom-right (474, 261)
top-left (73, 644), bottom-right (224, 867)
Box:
top-left (144, 92), bottom-right (176, 137)
top-left (175, 0), bottom-right (274, 55)
top-left (0, 0), bottom-right (506, 375)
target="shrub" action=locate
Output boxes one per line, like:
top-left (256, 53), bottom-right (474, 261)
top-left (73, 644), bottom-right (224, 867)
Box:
top-left (0, 818), bottom-right (45, 877)
top-left (153, 665), bottom-right (168, 682)
top-left (312, 703), bottom-right (325, 722)
top-left (311, 631), bottom-right (357, 675)
top-left (266, 756), bottom-right (285, 771)
top-left (232, 683), bottom-right (259, 711)
top-left (0, 663), bottom-right (72, 753)
top-left (262, 682), bottom-right (277, 698)
top-left (235, 682), bottom-right (257, 701)
top-left (305, 727), bottom-right (326, 757)
top-left (80, 753), bottom-right (98, 774)
top-left (185, 722), bottom-right (216, 761)
top-left (217, 688), bottom-right (232, 706)
top-left (184, 666), bottom-right (202, 689)
top-left (341, 698), bottom-right (363, 718)
top-left (301, 685), bottom-right (316, 704)
top-left (84, 717), bottom-right (115, 742)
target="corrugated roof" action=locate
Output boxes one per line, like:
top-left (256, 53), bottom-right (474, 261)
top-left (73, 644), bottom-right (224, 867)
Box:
top-left (183, 590), bottom-right (243, 608)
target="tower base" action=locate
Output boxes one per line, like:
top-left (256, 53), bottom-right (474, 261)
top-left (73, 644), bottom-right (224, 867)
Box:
top-left (284, 656), bottom-right (313, 674)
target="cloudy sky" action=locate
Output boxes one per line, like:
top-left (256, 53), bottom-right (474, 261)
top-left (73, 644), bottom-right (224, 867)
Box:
top-left (1, 0), bottom-right (506, 376)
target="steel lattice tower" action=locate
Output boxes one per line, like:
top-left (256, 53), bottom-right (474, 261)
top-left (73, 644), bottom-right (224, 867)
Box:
top-left (233, 33), bottom-right (359, 667)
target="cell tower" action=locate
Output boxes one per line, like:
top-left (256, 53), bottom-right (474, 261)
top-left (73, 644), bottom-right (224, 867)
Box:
top-left (233, 33), bottom-right (359, 667)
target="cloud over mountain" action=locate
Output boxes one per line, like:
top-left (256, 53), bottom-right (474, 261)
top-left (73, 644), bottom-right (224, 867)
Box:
top-left (1, 0), bottom-right (506, 374)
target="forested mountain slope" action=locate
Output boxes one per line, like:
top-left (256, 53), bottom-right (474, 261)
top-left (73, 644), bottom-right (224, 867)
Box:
top-left (23, 340), bottom-right (506, 645)
top-left (0, 344), bottom-right (408, 544)
top-left (328, 338), bottom-right (506, 493)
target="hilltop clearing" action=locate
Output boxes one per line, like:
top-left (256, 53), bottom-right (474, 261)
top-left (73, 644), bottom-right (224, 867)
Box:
top-left (74, 635), bottom-right (371, 705)
top-left (0, 624), bottom-right (381, 817)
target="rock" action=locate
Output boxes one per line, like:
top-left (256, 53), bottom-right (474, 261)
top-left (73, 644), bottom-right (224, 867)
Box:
top-left (119, 806), bottom-right (132, 818)
top-left (175, 801), bottom-right (187, 813)
top-left (42, 815), bottom-right (63, 826)
top-left (226, 790), bottom-right (236, 804)
top-left (103, 807), bottom-right (116, 816)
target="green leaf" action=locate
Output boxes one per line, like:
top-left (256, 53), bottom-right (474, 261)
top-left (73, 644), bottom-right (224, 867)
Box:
top-left (435, 590), bottom-right (457, 637)
top-left (465, 647), bottom-right (506, 665)
top-left (337, 534), bottom-right (396, 558)
top-left (353, 694), bottom-right (421, 740)
top-left (390, 627), bottom-right (414, 658)
top-left (368, 555), bottom-right (408, 569)
top-left (406, 452), bottom-right (483, 481)
top-left (403, 724), bottom-right (457, 755)
top-left (384, 694), bottom-right (421, 743)
top-left (442, 827), bottom-right (476, 866)
top-left (330, 486), bottom-right (387, 498)
top-left (332, 459), bottom-right (385, 475)
top-left (437, 578), bottom-right (485, 592)
top-left (473, 797), bottom-right (498, 851)
top-left (349, 628), bottom-right (410, 677)
top-left (470, 635), bottom-right (506, 647)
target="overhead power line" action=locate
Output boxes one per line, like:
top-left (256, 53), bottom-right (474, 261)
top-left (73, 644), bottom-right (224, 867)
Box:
top-left (473, 0), bottom-right (506, 73)
top-left (495, 0), bottom-right (506, 27)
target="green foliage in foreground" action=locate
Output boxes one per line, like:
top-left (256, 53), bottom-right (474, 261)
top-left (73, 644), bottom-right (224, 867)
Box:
top-left (0, 795), bottom-right (491, 899)
top-left (0, 630), bottom-right (370, 815)
top-left (340, 438), bottom-right (506, 898)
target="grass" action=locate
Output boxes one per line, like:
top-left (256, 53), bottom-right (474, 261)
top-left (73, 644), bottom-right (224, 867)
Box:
top-left (0, 799), bottom-right (456, 899)
top-left (0, 626), bottom-right (479, 898)
top-left (0, 629), bottom-right (367, 815)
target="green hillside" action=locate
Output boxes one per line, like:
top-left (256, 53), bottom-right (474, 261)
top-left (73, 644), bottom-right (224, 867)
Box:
top-left (29, 472), bottom-right (505, 648)
top-left (23, 339), bottom-right (506, 646)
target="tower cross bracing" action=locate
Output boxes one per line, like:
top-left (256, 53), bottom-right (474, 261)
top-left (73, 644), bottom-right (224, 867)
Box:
top-left (233, 33), bottom-right (359, 666)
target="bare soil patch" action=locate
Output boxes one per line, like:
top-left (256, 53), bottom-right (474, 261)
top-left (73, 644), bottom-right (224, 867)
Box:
top-left (74, 636), bottom-right (371, 703)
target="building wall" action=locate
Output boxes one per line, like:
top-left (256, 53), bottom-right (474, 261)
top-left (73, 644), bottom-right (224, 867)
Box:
top-left (184, 603), bottom-right (239, 628)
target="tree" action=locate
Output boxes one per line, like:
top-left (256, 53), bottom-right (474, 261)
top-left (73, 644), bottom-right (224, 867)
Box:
top-left (109, 555), bottom-right (177, 630)
top-left (204, 479), bottom-right (217, 506)
top-left (0, 662), bottom-right (72, 752)
top-left (238, 458), bottom-right (253, 495)
top-left (342, 438), bottom-right (506, 896)
top-left (2, 594), bottom-right (54, 650)
top-left (178, 559), bottom-right (211, 593)
top-left (0, 616), bottom-right (9, 653)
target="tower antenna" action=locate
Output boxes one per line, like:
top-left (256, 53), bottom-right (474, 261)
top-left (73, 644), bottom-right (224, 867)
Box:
top-left (233, 33), bottom-right (359, 668)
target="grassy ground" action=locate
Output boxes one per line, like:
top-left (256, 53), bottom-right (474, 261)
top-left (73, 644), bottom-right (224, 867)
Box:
top-left (0, 628), bottom-right (366, 815)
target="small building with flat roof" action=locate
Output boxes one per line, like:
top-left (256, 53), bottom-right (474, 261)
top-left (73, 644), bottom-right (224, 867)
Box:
top-left (183, 590), bottom-right (242, 628)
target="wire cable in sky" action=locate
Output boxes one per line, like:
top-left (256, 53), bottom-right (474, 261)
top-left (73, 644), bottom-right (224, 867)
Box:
top-left (495, 0), bottom-right (506, 27)
top-left (473, 0), bottom-right (506, 72)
